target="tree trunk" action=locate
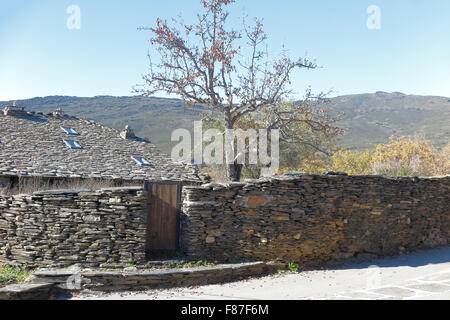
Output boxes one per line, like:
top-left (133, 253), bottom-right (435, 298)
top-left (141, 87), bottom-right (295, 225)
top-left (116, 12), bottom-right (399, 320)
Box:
top-left (224, 115), bottom-right (243, 182)
top-left (226, 163), bottom-right (243, 182)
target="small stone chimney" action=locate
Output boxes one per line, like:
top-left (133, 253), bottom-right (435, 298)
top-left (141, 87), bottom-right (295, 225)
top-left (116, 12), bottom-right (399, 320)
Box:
top-left (53, 108), bottom-right (65, 117)
top-left (3, 102), bottom-right (27, 117)
top-left (120, 125), bottom-right (136, 140)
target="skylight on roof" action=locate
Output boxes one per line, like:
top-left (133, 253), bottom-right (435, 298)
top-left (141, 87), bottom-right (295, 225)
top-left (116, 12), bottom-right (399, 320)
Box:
top-left (63, 139), bottom-right (83, 150)
top-left (61, 126), bottom-right (79, 135)
top-left (131, 156), bottom-right (152, 167)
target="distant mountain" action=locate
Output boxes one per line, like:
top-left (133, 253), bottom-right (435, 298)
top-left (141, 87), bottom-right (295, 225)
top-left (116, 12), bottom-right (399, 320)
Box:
top-left (1, 92), bottom-right (449, 153)
top-left (330, 92), bottom-right (450, 150)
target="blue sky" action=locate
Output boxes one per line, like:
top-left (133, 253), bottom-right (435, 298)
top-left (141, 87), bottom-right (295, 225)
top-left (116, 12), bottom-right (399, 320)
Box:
top-left (0, 0), bottom-right (449, 101)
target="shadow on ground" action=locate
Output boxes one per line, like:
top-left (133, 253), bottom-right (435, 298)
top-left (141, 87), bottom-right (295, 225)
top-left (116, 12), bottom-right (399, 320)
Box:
top-left (326, 246), bottom-right (450, 270)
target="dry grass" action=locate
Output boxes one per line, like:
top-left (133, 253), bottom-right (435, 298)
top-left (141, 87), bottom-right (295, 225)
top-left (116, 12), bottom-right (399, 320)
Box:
top-left (0, 177), bottom-right (142, 196)
top-left (201, 165), bottom-right (230, 183)
top-left (200, 164), bottom-right (262, 183)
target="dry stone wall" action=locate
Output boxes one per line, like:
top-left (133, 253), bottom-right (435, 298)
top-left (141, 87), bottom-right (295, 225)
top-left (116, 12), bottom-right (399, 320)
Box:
top-left (181, 174), bottom-right (450, 265)
top-left (1, 174), bottom-right (449, 269)
top-left (0, 187), bottom-right (147, 268)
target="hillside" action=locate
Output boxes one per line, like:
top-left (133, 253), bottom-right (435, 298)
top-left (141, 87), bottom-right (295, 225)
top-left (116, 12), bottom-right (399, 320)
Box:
top-left (0, 96), bottom-right (202, 154)
top-left (1, 92), bottom-right (449, 153)
top-left (329, 92), bottom-right (450, 150)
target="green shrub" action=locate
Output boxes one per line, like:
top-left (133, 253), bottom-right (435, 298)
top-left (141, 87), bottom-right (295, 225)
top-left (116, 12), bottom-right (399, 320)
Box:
top-left (0, 265), bottom-right (30, 285)
top-left (287, 262), bottom-right (299, 272)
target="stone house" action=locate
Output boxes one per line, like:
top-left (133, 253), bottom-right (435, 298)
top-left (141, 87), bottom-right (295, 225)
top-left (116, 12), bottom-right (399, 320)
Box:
top-left (0, 104), bottom-right (205, 189)
top-left (0, 104), bottom-right (208, 264)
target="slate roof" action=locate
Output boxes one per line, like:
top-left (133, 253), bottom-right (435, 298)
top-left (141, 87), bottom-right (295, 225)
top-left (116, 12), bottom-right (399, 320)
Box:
top-left (0, 108), bottom-right (201, 182)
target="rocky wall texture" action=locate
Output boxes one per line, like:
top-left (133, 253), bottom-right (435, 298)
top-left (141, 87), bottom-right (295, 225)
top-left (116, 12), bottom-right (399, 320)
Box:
top-left (180, 175), bottom-right (450, 265)
top-left (0, 187), bottom-right (147, 268)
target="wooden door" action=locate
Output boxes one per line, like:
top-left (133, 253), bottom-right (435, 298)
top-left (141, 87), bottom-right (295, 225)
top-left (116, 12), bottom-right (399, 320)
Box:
top-left (146, 183), bottom-right (180, 253)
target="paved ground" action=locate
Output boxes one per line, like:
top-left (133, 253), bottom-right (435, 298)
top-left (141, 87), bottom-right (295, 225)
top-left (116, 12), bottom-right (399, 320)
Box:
top-left (71, 246), bottom-right (450, 300)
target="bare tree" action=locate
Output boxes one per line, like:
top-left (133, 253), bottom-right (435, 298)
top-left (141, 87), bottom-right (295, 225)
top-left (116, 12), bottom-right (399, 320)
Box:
top-left (136, 0), bottom-right (342, 181)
